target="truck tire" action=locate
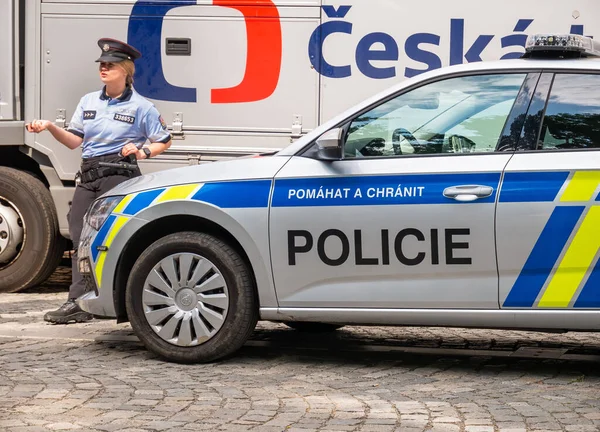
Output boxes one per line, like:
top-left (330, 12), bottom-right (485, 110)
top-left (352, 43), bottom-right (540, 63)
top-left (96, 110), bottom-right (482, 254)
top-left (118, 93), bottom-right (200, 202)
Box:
top-left (284, 322), bottom-right (344, 332)
top-left (126, 231), bottom-right (258, 363)
top-left (0, 167), bottom-right (65, 292)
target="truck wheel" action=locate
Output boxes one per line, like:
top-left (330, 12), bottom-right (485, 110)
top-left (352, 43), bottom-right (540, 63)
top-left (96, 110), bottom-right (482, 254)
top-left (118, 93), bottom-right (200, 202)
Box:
top-left (0, 167), bottom-right (65, 293)
top-left (284, 322), bottom-right (344, 332)
top-left (126, 231), bottom-right (258, 363)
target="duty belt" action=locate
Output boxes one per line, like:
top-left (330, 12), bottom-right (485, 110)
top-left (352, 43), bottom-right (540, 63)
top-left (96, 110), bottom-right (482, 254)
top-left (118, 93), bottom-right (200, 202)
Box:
top-left (78, 154), bottom-right (139, 184)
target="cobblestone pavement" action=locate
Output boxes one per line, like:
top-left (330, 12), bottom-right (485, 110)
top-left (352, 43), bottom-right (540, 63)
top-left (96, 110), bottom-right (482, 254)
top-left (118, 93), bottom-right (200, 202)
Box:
top-left (0, 265), bottom-right (599, 432)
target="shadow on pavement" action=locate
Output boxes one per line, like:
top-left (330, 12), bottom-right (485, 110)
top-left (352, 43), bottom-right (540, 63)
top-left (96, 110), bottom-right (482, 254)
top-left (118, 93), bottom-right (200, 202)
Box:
top-left (21, 257), bottom-right (71, 294)
top-left (91, 323), bottom-right (600, 377)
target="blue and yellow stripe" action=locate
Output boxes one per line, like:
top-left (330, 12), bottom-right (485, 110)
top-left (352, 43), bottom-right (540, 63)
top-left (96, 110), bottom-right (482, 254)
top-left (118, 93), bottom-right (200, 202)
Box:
top-left (502, 206), bottom-right (584, 307)
top-left (94, 215), bottom-right (130, 286)
top-left (504, 170), bottom-right (600, 309)
top-left (89, 180), bottom-right (271, 288)
top-left (85, 172), bottom-right (600, 309)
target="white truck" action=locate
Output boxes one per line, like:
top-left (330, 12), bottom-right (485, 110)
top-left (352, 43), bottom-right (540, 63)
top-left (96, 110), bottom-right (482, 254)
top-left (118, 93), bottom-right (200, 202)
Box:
top-left (0, 0), bottom-right (597, 293)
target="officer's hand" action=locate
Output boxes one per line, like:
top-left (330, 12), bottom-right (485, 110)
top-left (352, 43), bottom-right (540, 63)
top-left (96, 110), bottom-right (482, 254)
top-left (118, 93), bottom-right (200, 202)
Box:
top-left (120, 143), bottom-right (139, 158)
top-left (25, 120), bottom-right (52, 133)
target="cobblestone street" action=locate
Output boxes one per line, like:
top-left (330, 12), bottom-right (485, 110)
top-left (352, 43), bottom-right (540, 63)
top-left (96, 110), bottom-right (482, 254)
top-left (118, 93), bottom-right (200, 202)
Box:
top-left (1, 265), bottom-right (599, 432)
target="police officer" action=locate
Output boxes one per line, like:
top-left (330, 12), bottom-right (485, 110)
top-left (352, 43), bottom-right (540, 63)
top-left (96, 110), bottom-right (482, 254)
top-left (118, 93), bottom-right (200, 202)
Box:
top-left (26, 38), bottom-right (172, 324)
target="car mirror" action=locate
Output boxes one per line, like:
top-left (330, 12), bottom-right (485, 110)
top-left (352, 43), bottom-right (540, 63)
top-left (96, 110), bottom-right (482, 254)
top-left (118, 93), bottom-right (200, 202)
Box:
top-left (316, 127), bottom-right (344, 160)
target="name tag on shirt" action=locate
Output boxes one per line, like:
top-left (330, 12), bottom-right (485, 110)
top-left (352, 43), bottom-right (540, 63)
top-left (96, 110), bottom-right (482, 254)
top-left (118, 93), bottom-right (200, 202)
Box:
top-left (114, 113), bottom-right (135, 124)
top-left (83, 110), bottom-right (96, 120)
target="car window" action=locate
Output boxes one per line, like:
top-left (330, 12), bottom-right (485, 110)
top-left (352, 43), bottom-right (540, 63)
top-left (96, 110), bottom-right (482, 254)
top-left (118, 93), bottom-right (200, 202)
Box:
top-left (344, 74), bottom-right (527, 158)
top-left (539, 74), bottom-right (600, 150)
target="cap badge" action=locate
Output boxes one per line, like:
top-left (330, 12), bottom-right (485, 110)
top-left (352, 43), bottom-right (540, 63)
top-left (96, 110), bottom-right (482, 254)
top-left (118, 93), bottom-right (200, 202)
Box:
top-left (103, 44), bottom-right (110, 52)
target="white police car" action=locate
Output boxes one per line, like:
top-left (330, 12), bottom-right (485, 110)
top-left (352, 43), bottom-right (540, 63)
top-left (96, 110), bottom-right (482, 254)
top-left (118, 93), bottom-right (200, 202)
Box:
top-left (79, 34), bottom-right (600, 363)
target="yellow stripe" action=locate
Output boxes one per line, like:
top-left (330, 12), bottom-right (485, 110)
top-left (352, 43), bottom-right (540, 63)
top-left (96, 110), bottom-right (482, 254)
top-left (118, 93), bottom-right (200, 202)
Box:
top-left (539, 206), bottom-right (600, 308)
top-left (113, 194), bottom-right (135, 214)
top-left (560, 171), bottom-right (600, 202)
top-left (155, 184), bottom-right (199, 203)
top-left (95, 252), bottom-right (106, 287)
top-left (94, 216), bottom-right (130, 288)
top-left (105, 216), bottom-right (129, 247)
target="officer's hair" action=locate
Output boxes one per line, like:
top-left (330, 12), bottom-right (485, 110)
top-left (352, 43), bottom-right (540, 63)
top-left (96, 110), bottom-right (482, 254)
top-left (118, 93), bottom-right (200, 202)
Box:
top-left (118, 60), bottom-right (135, 87)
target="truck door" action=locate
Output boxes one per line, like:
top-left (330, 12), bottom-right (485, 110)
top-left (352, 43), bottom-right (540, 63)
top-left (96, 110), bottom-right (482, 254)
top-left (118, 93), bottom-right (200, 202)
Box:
top-left (500, 73), bottom-right (600, 311)
top-left (270, 72), bottom-right (529, 309)
top-left (0, 0), bottom-right (15, 120)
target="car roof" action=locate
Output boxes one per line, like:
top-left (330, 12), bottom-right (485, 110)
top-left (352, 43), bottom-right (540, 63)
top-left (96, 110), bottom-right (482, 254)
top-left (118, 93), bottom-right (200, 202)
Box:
top-left (277, 57), bottom-right (600, 156)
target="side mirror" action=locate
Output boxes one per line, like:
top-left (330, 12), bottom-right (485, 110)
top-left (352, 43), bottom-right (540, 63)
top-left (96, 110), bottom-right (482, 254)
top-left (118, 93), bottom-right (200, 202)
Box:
top-left (316, 127), bottom-right (344, 160)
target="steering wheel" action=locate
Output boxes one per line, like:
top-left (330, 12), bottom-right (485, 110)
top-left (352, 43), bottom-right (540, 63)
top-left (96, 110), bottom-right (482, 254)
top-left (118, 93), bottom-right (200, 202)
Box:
top-left (392, 128), bottom-right (418, 155)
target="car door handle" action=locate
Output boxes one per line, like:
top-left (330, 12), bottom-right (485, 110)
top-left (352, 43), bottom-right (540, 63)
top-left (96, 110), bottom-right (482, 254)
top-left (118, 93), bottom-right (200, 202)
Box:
top-left (443, 185), bottom-right (494, 202)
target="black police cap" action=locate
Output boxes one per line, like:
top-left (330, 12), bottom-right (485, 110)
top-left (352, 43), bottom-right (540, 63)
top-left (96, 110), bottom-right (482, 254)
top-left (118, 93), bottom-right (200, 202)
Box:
top-left (96, 38), bottom-right (142, 63)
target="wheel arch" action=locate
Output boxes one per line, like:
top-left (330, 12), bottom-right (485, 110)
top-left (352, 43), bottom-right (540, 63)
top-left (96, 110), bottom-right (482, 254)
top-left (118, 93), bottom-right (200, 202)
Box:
top-left (0, 146), bottom-right (50, 187)
top-left (112, 212), bottom-right (271, 322)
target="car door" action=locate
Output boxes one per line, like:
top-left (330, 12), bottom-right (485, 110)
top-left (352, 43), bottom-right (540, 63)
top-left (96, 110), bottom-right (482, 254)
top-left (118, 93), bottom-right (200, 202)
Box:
top-left (269, 71), bottom-right (534, 309)
top-left (500, 72), bottom-right (600, 310)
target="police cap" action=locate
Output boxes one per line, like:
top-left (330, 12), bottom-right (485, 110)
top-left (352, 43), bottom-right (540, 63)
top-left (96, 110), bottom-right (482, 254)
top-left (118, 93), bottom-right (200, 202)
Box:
top-left (95, 38), bottom-right (142, 63)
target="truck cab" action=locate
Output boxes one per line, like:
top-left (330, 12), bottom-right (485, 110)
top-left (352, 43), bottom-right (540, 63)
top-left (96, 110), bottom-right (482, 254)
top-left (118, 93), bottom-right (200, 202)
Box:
top-left (0, 0), bottom-right (68, 293)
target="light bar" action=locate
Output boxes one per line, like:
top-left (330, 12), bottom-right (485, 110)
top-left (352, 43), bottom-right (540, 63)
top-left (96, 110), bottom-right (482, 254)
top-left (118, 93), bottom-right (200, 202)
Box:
top-left (524, 34), bottom-right (600, 57)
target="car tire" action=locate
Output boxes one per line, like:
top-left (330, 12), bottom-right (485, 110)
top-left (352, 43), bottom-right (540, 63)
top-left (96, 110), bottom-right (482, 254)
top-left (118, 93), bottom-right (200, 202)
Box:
top-left (0, 167), bottom-right (65, 293)
top-left (284, 322), bottom-right (344, 332)
top-left (126, 231), bottom-right (258, 363)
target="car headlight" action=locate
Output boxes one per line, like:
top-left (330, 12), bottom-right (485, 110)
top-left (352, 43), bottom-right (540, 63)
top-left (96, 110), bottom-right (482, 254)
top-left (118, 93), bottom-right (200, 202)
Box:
top-left (86, 196), bottom-right (124, 231)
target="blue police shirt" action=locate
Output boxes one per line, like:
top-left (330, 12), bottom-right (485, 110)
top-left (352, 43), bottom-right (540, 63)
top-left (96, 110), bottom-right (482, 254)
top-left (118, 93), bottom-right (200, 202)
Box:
top-left (67, 86), bottom-right (171, 159)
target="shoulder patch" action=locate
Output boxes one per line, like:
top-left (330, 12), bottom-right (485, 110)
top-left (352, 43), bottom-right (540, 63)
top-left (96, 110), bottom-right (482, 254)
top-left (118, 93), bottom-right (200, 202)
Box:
top-left (83, 110), bottom-right (96, 120)
top-left (159, 115), bottom-right (167, 130)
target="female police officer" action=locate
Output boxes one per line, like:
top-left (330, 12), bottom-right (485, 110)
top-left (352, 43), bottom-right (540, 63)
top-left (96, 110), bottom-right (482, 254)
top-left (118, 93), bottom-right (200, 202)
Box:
top-left (27, 38), bottom-right (172, 324)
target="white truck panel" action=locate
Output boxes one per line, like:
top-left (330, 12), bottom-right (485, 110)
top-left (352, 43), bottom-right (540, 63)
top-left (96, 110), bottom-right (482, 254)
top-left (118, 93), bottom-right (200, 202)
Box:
top-left (159, 13), bottom-right (320, 133)
top-left (18, 0), bottom-right (600, 227)
top-left (318, 0), bottom-right (600, 121)
top-left (42, 0), bottom-right (320, 5)
top-left (0, 0), bottom-right (15, 120)
top-left (40, 4), bottom-right (322, 178)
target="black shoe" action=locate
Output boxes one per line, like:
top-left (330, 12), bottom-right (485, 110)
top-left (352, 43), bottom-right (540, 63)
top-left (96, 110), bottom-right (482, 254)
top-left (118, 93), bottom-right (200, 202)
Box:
top-left (44, 300), bottom-right (93, 324)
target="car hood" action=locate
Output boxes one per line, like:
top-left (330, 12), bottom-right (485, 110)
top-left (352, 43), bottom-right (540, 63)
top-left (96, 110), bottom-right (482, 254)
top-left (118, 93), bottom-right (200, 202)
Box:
top-left (103, 154), bottom-right (292, 198)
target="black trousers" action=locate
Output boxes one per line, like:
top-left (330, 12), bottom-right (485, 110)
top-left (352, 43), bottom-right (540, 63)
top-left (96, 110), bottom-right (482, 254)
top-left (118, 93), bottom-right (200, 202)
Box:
top-left (68, 175), bottom-right (133, 300)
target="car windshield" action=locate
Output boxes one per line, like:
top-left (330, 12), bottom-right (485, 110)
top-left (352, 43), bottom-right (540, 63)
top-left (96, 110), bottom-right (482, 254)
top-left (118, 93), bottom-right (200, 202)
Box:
top-left (346, 73), bottom-right (527, 157)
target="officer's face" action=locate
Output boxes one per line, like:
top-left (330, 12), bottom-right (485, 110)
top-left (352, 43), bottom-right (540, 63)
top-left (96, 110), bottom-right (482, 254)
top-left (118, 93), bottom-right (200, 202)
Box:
top-left (99, 62), bottom-right (127, 86)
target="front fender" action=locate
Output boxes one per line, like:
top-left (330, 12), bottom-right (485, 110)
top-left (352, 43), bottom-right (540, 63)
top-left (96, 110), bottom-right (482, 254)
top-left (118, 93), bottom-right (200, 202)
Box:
top-left (87, 181), bottom-right (277, 318)
top-left (132, 199), bottom-right (276, 306)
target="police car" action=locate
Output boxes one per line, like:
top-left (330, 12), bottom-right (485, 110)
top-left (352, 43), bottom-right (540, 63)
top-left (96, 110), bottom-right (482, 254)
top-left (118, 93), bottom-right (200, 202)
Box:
top-left (78, 34), bottom-right (600, 363)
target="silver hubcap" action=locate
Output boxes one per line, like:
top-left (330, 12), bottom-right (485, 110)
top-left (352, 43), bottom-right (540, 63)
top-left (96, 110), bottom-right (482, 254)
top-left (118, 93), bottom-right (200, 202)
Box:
top-left (0, 198), bottom-right (24, 267)
top-left (142, 253), bottom-right (229, 347)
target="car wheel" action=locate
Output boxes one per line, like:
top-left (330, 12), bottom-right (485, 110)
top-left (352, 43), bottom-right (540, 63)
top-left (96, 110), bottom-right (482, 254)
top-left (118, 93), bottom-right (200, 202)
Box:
top-left (284, 322), bottom-right (344, 332)
top-left (126, 231), bottom-right (258, 363)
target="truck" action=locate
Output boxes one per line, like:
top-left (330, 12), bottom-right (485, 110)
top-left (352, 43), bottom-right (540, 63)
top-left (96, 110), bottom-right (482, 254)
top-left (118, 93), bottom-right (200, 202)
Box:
top-left (0, 0), bottom-right (598, 293)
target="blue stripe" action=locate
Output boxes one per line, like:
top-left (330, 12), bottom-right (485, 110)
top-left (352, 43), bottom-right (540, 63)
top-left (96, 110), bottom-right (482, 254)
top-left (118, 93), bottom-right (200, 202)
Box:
top-left (91, 215), bottom-right (116, 262)
top-left (122, 189), bottom-right (165, 215)
top-left (574, 257), bottom-right (600, 308)
top-left (503, 206), bottom-right (584, 308)
top-left (192, 180), bottom-right (271, 208)
top-left (272, 173), bottom-right (500, 208)
top-left (499, 172), bottom-right (569, 203)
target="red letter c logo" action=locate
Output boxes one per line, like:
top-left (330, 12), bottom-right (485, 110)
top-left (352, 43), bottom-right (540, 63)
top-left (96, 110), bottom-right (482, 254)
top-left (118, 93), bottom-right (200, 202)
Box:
top-left (211, 0), bottom-right (282, 104)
